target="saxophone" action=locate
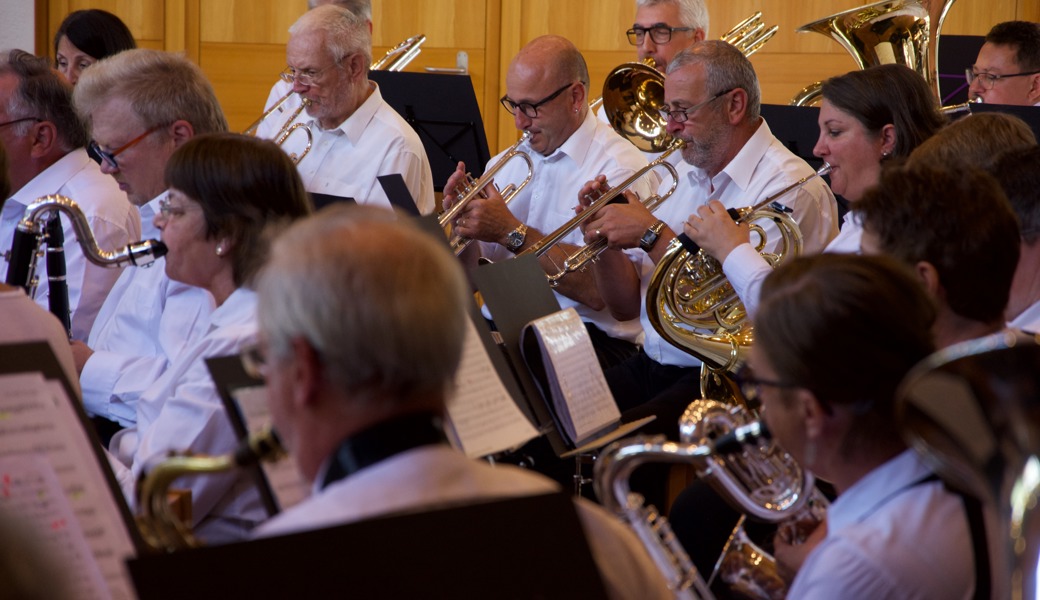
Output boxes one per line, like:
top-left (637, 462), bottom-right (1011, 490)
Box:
top-left (4, 194), bottom-right (167, 336)
top-left (594, 400), bottom-right (825, 599)
top-left (136, 429), bottom-right (286, 552)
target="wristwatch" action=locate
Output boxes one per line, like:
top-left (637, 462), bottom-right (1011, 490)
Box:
top-left (504, 223), bottom-right (528, 253)
top-left (639, 220), bottom-right (667, 252)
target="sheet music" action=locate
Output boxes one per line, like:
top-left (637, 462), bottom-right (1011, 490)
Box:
top-left (0, 373), bottom-right (137, 600)
top-left (230, 386), bottom-right (309, 511)
top-left (445, 317), bottom-right (539, 457)
top-left (522, 308), bottom-right (620, 445)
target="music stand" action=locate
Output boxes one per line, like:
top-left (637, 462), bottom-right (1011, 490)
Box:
top-left (370, 71), bottom-right (491, 191)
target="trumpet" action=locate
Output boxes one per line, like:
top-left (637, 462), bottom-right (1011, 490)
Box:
top-left (540, 139), bottom-right (685, 287)
top-left (243, 90), bottom-right (313, 165)
top-left (516, 139), bottom-right (684, 283)
top-left (441, 132), bottom-right (533, 255)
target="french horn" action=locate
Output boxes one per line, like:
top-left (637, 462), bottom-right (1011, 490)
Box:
top-left (791, 0), bottom-right (957, 106)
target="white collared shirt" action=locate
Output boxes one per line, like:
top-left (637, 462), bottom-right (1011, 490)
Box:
top-left (0, 148), bottom-right (141, 340)
top-left (479, 110), bottom-right (657, 343)
top-left (80, 192), bottom-right (215, 427)
top-left (1009, 299), bottom-right (1040, 334)
top-left (640, 119), bottom-right (839, 367)
top-left (271, 82), bottom-right (435, 215)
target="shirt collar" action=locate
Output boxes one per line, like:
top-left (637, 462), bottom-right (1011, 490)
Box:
top-left (825, 448), bottom-right (933, 534)
top-left (138, 190), bottom-right (169, 240)
top-left (539, 109), bottom-right (597, 166)
top-left (314, 81), bottom-right (382, 147)
top-left (685, 118), bottom-right (772, 193)
top-left (9, 148), bottom-right (91, 207)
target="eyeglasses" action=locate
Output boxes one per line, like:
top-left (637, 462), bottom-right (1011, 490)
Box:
top-left (659, 88), bottom-right (734, 123)
top-left (500, 83), bottom-right (575, 119)
top-left (0, 116), bottom-right (42, 130)
top-left (157, 195), bottom-right (200, 219)
top-left (965, 68), bottom-right (1040, 90)
top-left (626, 25), bottom-right (695, 45)
top-left (240, 343), bottom-right (268, 380)
top-left (733, 364), bottom-right (798, 409)
top-left (90, 123), bottom-right (165, 169)
top-left (280, 61), bottom-right (342, 87)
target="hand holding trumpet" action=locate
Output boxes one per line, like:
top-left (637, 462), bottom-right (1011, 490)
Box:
top-left (576, 175), bottom-right (661, 251)
top-left (443, 161), bottom-right (524, 247)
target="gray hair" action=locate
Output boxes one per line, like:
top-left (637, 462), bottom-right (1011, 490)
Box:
top-left (257, 205), bottom-right (469, 408)
top-left (291, 4), bottom-right (372, 69)
top-left (667, 40), bottom-right (760, 120)
top-left (73, 49), bottom-right (227, 135)
top-left (636, 0), bottom-right (709, 37)
top-left (308, 0), bottom-right (372, 22)
top-left (0, 49), bottom-right (88, 151)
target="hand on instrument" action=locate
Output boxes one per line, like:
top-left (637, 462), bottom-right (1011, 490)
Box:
top-left (442, 161), bottom-right (470, 213)
top-left (581, 190), bottom-right (658, 250)
top-left (451, 183), bottom-right (519, 245)
top-left (773, 516), bottom-right (826, 584)
top-left (683, 200), bottom-right (749, 262)
top-left (576, 175), bottom-right (612, 213)
top-left (70, 340), bottom-right (94, 375)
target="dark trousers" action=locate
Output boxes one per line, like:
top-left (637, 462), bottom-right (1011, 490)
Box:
top-left (583, 322), bottom-right (639, 372)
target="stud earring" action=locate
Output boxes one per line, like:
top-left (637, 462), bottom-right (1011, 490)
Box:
top-left (216, 245), bottom-right (225, 256)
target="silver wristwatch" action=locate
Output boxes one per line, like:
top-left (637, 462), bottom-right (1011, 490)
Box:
top-left (504, 223), bottom-right (528, 253)
top-left (639, 220), bottom-right (666, 252)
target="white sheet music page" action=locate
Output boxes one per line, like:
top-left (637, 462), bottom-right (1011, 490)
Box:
top-left (445, 316), bottom-right (539, 457)
top-left (0, 373), bottom-right (137, 600)
top-left (230, 385), bottom-right (309, 511)
top-left (523, 308), bottom-right (621, 445)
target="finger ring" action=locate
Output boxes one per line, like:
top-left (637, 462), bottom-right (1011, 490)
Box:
top-left (459, 218), bottom-right (466, 227)
top-left (595, 229), bottom-right (602, 237)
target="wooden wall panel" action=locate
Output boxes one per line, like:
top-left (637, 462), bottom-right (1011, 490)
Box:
top-left (39, 0), bottom-right (1037, 156)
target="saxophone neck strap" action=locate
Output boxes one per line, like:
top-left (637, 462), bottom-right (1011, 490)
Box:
top-left (320, 412), bottom-right (448, 491)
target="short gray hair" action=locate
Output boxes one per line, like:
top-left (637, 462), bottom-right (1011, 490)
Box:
top-left (258, 205), bottom-right (469, 408)
top-left (636, 0), bottom-right (709, 37)
top-left (0, 49), bottom-right (88, 151)
top-left (668, 40), bottom-right (760, 121)
top-left (73, 49), bottom-right (227, 135)
top-left (291, 4), bottom-right (372, 68)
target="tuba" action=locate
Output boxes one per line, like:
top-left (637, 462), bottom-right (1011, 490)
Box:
top-left (790, 0), bottom-right (957, 106)
top-left (595, 400), bottom-right (825, 599)
top-left (896, 330), bottom-right (1040, 600)
top-left (600, 13), bottom-right (778, 152)
top-left (136, 429), bottom-right (286, 552)
top-left (5, 195), bottom-right (167, 337)
top-left (645, 165), bottom-right (829, 387)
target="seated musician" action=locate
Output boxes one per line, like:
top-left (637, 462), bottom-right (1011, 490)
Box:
top-left (443, 35), bottom-right (655, 369)
top-left (857, 163), bottom-right (1020, 348)
top-left (628, 0), bottom-right (707, 72)
top-left (755, 254), bottom-right (978, 599)
top-left (968, 20), bottom-right (1040, 106)
top-left (249, 204), bottom-right (671, 600)
top-left (107, 133), bottom-right (312, 543)
top-left (992, 146), bottom-right (1040, 333)
top-left (265, 4), bottom-right (434, 214)
top-left (71, 49), bottom-right (222, 442)
top-left (0, 49), bottom-right (140, 341)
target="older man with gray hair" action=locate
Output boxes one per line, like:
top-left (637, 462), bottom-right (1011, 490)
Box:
top-left (629, 0), bottom-right (708, 70)
top-left (251, 204), bottom-right (671, 599)
top-left (264, 4), bottom-right (433, 213)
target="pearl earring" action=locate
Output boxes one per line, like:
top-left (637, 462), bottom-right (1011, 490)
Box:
top-left (216, 245), bottom-right (224, 256)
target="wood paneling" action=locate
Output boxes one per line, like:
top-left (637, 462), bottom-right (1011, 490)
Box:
top-left (41, 0), bottom-right (1035, 156)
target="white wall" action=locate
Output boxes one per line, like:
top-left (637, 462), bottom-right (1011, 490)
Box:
top-left (0, 0), bottom-right (36, 54)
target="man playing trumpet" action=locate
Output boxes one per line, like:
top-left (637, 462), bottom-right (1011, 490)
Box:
top-left (443, 35), bottom-right (655, 369)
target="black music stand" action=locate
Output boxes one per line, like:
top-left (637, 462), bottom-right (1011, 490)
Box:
top-left (127, 492), bottom-right (609, 600)
top-left (370, 71), bottom-right (491, 191)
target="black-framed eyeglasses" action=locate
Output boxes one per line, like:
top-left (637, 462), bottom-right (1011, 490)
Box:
top-left (626, 25), bottom-right (695, 45)
top-left (280, 60), bottom-right (342, 87)
top-left (500, 82), bottom-right (575, 119)
top-left (965, 68), bottom-right (1040, 90)
top-left (89, 123), bottom-right (165, 169)
top-left (659, 88), bottom-right (734, 123)
top-left (733, 364), bottom-right (799, 408)
top-left (0, 116), bottom-right (42, 130)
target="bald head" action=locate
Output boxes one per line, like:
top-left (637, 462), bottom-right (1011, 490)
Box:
top-left (511, 35), bottom-right (589, 89)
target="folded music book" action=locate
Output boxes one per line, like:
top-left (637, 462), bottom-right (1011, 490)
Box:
top-left (0, 342), bottom-right (142, 599)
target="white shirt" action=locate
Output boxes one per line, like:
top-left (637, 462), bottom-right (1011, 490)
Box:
top-left (109, 287), bottom-right (264, 543)
top-left (254, 444), bottom-right (672, 600)
top-left (640, 119), bottom-right (838, 367)
top-left (1009, 299), bottom-right (1040, 333)
top-left (0, 287), bottom-right (80, 395)
top-left (272, 82), bottom-right (435, 215)
top-left (0, 148), bottom-right (141, 341)
top-left (480, 110), bottom-right (656, 343)
top-left (80, 192), bottom-right (215, 427)
top-left (789, 450), bottom-right (975, 600)
top-left (824, 210), bottom-right (864, 254)
top-left (255, 78), bottom-right (297, 141)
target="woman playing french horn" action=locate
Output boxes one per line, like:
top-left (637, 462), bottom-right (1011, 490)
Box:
top-left (749, 253), bottom-right (977, 599)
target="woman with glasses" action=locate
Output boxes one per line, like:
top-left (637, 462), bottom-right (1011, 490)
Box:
top-left (751, 253), bottom-right (978, 599)
top-left (107, 133), bottom-right (312, 543)
top-left (54, 10), bottom-right (136, 86)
